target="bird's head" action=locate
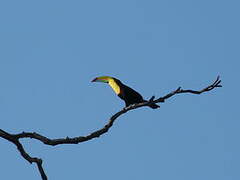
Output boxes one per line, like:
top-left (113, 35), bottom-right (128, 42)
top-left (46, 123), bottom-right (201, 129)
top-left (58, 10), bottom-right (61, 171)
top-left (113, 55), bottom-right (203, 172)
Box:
top-left (91, 76), bottom-right (112, 83)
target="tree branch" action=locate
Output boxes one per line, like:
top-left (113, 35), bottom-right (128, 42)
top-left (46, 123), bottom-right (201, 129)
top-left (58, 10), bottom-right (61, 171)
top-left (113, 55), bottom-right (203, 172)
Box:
top-left (0, 129), bottom-right (47, 180)
top-left (0, 76), bottom-right (222, 180)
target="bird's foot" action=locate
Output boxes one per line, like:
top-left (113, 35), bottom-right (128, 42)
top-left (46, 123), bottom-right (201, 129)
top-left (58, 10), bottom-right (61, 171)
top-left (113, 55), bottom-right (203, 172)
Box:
top-left (123, 104), bottom-right (136, 110)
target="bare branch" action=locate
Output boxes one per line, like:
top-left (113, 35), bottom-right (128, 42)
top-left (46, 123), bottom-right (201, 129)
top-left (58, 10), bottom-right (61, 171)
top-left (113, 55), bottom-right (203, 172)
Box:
top-left (0, 76), bottom-right (222, 180)
top-left (0, 129), bottom-right (47, 180)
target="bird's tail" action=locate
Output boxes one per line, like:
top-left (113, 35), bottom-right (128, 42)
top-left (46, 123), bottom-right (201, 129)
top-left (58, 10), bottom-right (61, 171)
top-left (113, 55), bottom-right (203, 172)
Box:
top-left (143, 100), bottom-right (160, 109)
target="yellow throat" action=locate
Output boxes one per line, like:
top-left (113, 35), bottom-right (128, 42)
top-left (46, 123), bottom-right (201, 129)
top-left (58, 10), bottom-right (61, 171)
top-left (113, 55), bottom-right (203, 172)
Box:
top-left (108, 78), bottom-right (121, 95)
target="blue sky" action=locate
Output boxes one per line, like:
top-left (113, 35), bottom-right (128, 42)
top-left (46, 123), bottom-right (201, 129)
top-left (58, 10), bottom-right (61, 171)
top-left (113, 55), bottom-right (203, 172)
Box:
top-left (0, 0), bottom-right (239, 179)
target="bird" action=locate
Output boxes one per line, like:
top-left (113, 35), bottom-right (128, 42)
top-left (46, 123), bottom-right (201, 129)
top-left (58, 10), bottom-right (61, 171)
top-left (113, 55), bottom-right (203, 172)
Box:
top-left (91, 76), bottom-right (160, 109)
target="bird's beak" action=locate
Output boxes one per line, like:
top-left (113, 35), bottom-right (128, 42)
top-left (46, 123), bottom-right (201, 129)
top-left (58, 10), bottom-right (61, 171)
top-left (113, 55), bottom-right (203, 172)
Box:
top-left (91, 78), bottom-right (98, 82)
top-left (91, 77), bottom-right (108, 83)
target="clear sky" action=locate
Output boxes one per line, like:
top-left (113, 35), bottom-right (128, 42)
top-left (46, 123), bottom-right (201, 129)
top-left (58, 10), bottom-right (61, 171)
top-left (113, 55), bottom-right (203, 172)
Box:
top-left (0, 0), bottom-right (239, 180)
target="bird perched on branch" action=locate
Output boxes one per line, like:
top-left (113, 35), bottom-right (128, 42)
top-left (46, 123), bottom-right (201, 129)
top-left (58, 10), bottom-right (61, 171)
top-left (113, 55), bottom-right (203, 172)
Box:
top-left (91, 76), bottom-right (160, 109)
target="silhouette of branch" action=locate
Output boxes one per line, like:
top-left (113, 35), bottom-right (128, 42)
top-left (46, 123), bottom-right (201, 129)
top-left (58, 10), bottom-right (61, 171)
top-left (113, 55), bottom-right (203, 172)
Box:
top-left (0, 129), bottom-right (47, 180)
top-left (0, 76), bottom-right (222, 180)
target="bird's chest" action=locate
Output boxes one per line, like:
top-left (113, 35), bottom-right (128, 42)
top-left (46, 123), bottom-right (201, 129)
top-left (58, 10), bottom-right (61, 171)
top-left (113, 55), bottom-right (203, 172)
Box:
top-left (108, 80), bottom-right (121, 95)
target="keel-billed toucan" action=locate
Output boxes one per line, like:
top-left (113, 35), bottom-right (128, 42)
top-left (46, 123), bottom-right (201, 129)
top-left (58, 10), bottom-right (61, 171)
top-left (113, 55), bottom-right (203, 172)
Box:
top-left (92, 76), bottom-right (160, 109)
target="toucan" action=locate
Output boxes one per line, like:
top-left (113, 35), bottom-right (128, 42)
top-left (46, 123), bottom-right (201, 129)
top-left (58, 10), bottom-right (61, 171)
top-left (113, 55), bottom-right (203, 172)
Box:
top-left (91, 76), bottom-right (160, 109)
